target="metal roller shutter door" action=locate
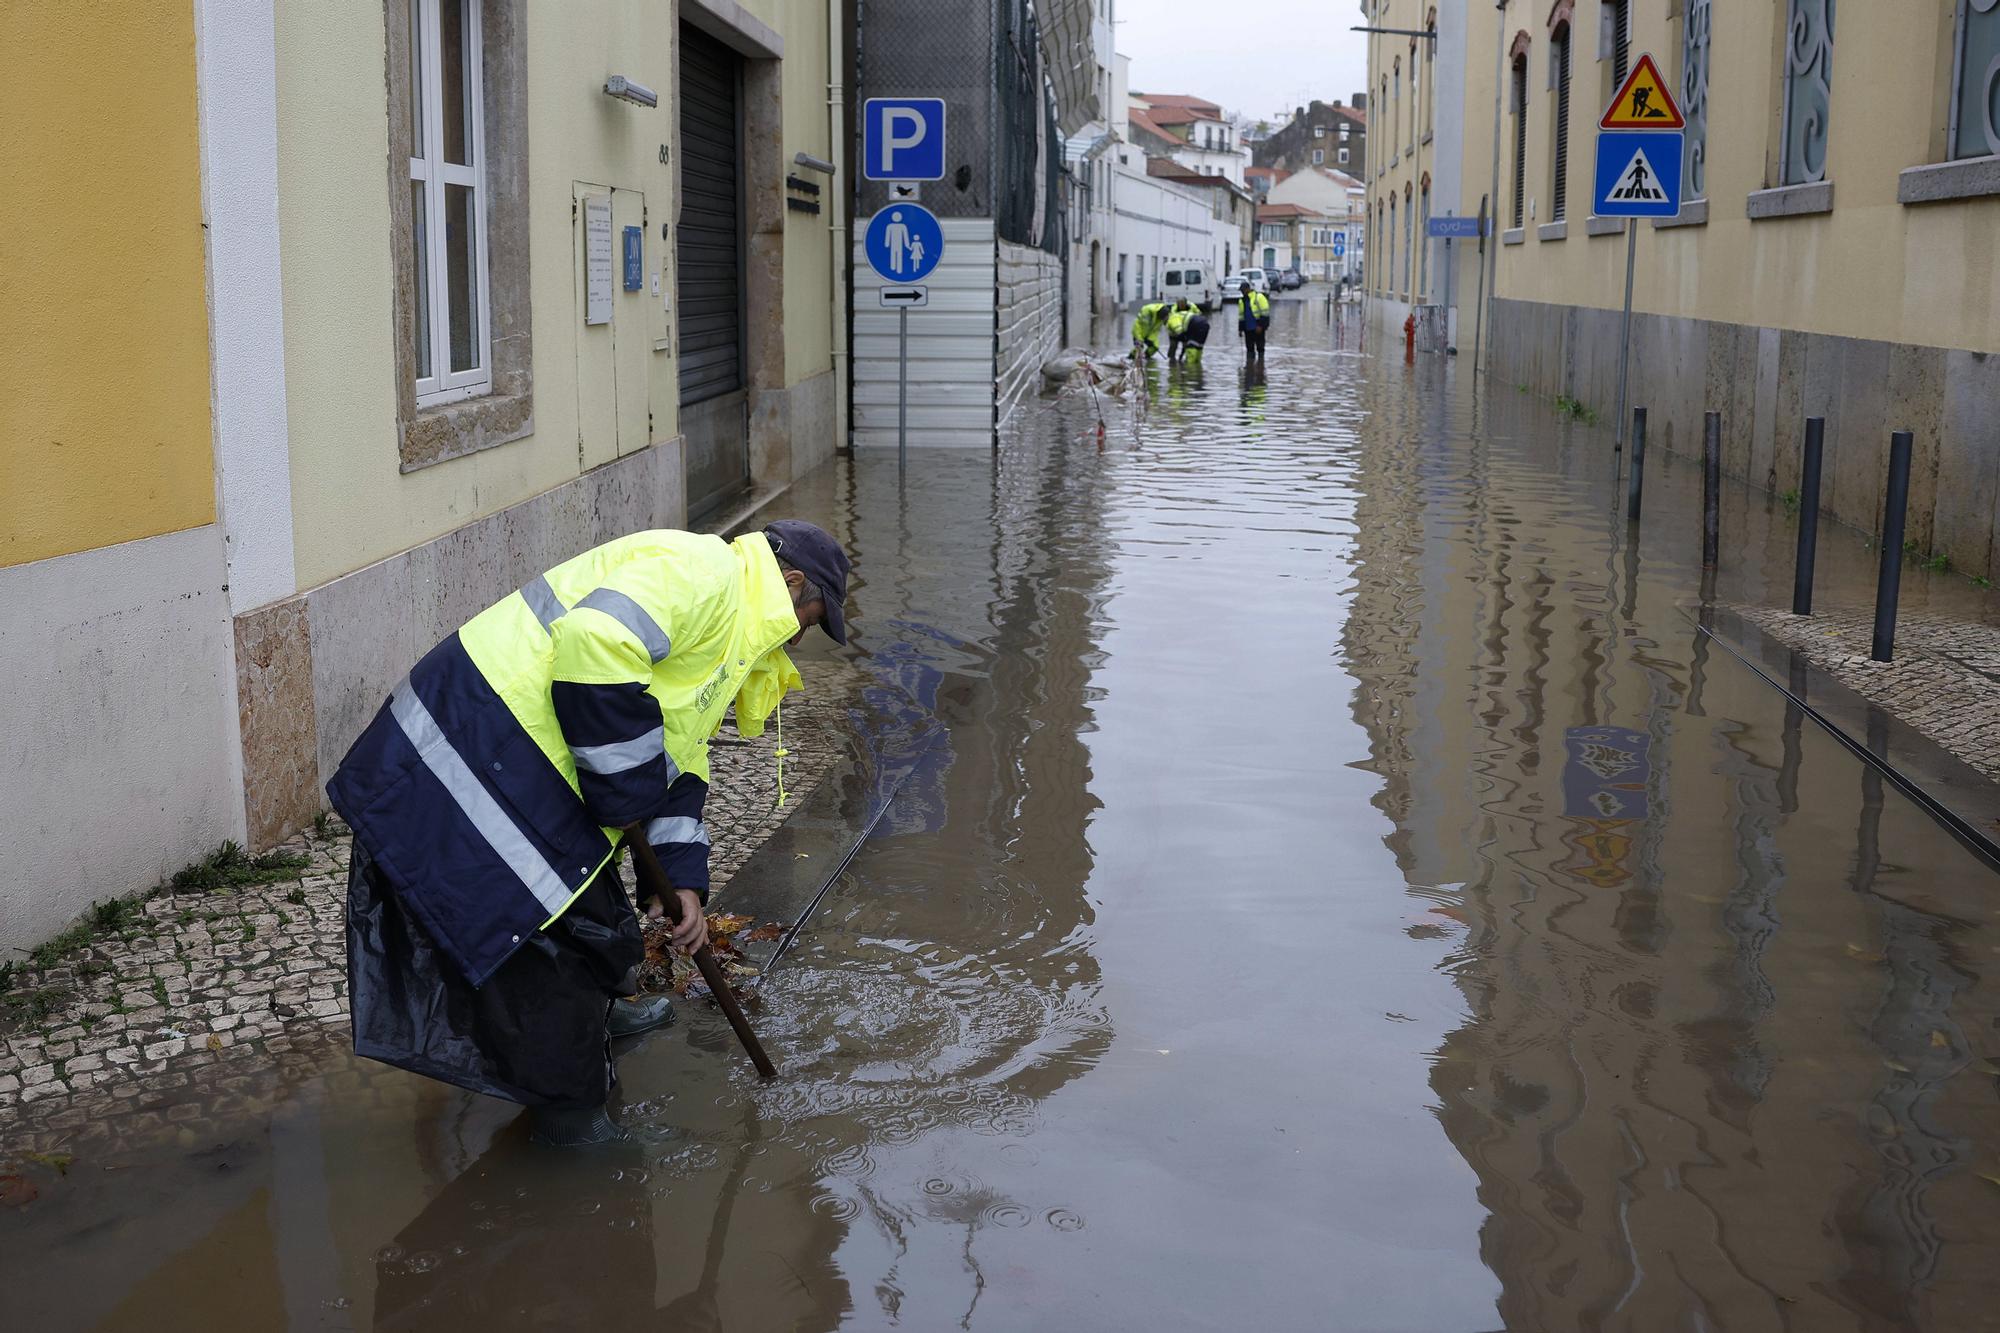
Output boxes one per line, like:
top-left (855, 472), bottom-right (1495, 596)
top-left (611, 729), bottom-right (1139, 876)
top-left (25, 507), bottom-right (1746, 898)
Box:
top-left (677, 25), bottom-right (743, 405)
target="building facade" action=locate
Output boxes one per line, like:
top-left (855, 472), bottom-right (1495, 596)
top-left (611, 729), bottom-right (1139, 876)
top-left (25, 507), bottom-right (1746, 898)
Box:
top-left (1268, 166), bottom-right (1368, 279)
top-left (1063, 0), bottom-right (1122, 338)
top-left (1131, 92), bottom-right (1252, 185)
top-left (1464, 0), bottom-right (2000, 579)
top-left (3, 0), bottom-right (848, 952)
top-left (1254, 97), bottom-right (1371, 179)
top-left (1363, 0), bottom-right (1479, 347)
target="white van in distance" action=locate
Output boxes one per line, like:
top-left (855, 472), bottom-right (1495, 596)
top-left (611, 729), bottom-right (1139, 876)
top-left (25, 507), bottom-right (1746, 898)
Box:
top-left (1161, 263), bottom-right (1213, 311)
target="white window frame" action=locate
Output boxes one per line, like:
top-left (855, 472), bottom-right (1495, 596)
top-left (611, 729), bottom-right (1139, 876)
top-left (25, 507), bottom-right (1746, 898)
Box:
top-left (409, 0), bottom-right (493, 408)
top-left (1339, 146), bottom-right (1350, 164)
top-left (1313, 148), bottom-right (1325, 164)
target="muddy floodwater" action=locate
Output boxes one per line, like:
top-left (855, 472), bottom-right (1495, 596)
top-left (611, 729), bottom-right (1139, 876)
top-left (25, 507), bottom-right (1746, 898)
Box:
top-left (9, 304), bottom-right (2000, 1331)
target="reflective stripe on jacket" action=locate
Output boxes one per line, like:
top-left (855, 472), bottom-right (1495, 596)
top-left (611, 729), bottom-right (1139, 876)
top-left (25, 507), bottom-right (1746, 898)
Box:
top-left (328, 530), bottom-right (803, 986)
top-left (1241, 291), bottom-right (1272, 329)
top-left (1132, 302), bottom-right (1168, 342)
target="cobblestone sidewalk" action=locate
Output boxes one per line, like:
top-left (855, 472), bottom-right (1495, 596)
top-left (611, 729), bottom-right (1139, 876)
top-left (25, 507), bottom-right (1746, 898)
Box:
top-left (0, 688), bottom-right (852, 1146)
top-left (1734, 603), bottom-right (2000, 786)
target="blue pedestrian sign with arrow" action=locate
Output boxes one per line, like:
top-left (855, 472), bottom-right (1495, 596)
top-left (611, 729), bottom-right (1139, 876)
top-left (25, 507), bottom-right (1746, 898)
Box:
top-left (1593, 131), bottom-right (1683, 217)
top-left (865, 204), bottom-right (944, 284)
top-left (863, 98), bottom-right (947, 181)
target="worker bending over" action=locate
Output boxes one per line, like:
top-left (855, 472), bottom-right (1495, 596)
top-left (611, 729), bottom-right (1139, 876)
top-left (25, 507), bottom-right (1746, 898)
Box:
top-left (330, 520), bottom-right (851, 1147)
top-left (1132, 300), bottom-right (1170, 360)
top-left (1171, 304), bottom-right (1211, 366)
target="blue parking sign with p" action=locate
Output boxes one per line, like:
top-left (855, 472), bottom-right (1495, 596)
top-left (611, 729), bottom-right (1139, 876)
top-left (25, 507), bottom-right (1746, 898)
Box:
top-left (864, 98), bottom-right (946, 181)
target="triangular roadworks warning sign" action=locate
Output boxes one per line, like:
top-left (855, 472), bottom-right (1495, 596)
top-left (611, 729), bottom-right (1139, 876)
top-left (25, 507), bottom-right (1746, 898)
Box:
top-left (1599, 53), bottom-right (1684, 129)
top-left (1605, 144), bottom-right (1670, 204)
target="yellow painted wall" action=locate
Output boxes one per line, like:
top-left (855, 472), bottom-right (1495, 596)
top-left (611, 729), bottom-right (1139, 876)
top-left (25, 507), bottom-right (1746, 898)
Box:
top-left (1364, 0), bottom-right (1447, 305)
top-left (0, 0), bottom-right (215, 568)
top-left (1484, 0), bottom-right (2000, 354)
top-left (768, 0), bottom-right (836, 387)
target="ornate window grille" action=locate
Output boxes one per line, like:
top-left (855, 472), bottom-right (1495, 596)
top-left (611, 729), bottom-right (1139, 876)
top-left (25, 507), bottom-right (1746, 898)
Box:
top-left (1780, 0), bottom-right (1835, 186)
top-left (1551, 24), bottom-right (1571, 222)
top-left (1388, 195), bottom-right (1398, 296)
top-left (1610, 0), bottom-right (1631, 88)
top-left (1418, 182), bottom-right (1429, 298)
top-left (1951, 0), bottom-right (2000, 161)
top-left (1403, 186), bottom-right (1413, 296)
top-left (1511, 54), bottom-right (1529, 228)
top-left (1681, 0), bottom-right (1711, 198)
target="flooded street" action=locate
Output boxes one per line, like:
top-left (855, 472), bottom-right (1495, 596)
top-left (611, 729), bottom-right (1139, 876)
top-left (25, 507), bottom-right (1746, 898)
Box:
top-left (10, 303), bottom-right (2000, 1331)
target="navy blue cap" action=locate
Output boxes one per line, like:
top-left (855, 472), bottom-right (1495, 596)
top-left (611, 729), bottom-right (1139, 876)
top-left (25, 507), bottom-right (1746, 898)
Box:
top-left (763, 520), bottom-right (851, 645)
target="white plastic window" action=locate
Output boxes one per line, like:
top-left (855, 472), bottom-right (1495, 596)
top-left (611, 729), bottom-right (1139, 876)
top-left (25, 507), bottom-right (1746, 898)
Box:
top-left (408, 0), bottom-right (492, 406)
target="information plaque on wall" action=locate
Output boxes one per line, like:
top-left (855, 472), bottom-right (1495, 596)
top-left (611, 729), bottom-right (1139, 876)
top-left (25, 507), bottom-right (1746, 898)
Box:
top-left (584, 195), bottom-right (614, 325)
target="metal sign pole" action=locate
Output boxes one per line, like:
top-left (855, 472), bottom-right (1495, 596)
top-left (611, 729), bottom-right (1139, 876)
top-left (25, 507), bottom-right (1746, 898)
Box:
top-left (897, 304), bottom-right (909, 473)
top-left (1614, 219), bottom-right (1636, 451)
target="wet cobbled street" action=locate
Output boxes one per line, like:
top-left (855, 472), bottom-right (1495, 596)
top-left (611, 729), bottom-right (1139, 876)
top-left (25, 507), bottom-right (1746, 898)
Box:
top-left (9, 303), bottom-right (2000, 1331)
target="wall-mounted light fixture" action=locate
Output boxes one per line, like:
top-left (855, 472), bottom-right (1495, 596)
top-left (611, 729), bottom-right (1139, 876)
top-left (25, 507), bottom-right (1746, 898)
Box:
top-left (604, 75), bottom-right (659, 108)
top-left (793, 151), bottom-right (836, 175)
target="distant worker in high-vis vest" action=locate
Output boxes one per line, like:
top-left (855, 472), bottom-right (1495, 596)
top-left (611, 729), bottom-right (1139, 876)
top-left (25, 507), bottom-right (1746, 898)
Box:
top-left (329, 520), bottom-right (851, 1147)
top-left (1240, 286), bottom-right (1273, 362)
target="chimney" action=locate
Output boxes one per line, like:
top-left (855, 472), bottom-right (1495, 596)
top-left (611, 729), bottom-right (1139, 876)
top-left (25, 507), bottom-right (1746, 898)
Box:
top-left (1352, 91), bottom-right (1367, 111)
top-left (1295, 105), bottom-right (1305, 120)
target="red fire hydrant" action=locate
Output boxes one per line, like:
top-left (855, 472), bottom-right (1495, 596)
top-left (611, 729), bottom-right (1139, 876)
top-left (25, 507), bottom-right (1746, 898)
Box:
top-left (1403, 311), bottom-right (1417, 363)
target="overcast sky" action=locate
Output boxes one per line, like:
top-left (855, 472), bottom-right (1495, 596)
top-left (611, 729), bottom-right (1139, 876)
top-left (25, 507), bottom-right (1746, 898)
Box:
top-left (1113, 0), bottom-right (1372, 129)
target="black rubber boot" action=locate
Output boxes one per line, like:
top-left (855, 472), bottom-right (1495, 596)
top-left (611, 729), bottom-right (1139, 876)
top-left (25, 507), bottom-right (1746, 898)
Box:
top-left (529, 1104), bottom-right (628, 1148)
top-left (607, 994), bottom-right (676, 1039)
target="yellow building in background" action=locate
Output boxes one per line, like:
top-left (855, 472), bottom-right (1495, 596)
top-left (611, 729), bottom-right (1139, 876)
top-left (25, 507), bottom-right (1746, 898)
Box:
top-left (3, 0), bottom-right (848, 953)
top-left (1423, 0), bottom-right (2000, 579)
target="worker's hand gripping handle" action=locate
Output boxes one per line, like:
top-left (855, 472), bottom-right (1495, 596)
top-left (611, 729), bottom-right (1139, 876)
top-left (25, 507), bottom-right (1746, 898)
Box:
top-left (622, 828), bottom-right (777, 1078)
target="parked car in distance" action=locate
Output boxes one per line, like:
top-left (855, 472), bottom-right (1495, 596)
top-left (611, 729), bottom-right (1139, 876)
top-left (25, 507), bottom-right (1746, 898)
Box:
top-left (1219, 274), bottom-right (1247, 302)
top-left (1237, 267), bottom-right (1270, 294)
top-left (1274, 269), bottom-right (1304, 290)
top-left (1161, 264), bottom-right (1213, 310)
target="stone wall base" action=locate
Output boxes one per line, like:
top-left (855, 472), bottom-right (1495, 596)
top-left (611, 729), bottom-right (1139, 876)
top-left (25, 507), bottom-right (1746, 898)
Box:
top-left (1490, 297), bottom-right (2000, 581)
top-left (234, 439), bottom-right (688, 850)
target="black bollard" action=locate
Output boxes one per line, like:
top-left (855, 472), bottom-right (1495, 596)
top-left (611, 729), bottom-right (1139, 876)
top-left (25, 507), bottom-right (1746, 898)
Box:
top-left (1702, 411), bottom-right (1722, 571)
top-left (1626, 407), bottom-right (1647, 521)
top-left (1871, 430), bottom-right (1914, 662)
top-left (1791, 417), bottom-right (1826, 615)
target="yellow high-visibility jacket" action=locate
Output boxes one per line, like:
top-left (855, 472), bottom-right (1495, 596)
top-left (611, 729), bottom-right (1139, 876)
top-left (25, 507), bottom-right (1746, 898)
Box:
top-left (329, 530), bottom-right (803, 985)
top-left (1132, 302), bottom-right (1169, 346)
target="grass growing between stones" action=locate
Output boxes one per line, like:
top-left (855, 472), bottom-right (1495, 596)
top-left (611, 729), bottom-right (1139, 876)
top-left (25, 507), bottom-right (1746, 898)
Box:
top-left (3, 841), bottom-right (312, 1037)
top-left (170, 842), bottom-right (310, 893)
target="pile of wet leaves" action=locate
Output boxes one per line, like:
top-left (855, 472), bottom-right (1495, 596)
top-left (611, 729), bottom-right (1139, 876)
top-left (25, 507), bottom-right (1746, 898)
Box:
top-left (637, 912), bottom-right (784, 1001)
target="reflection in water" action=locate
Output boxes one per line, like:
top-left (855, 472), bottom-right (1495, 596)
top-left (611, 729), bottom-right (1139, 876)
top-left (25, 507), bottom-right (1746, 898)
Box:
top-left (8, 304), bottom-right (2000, 1331)
top-left (1340, 353), bottom-right (2000, 1330)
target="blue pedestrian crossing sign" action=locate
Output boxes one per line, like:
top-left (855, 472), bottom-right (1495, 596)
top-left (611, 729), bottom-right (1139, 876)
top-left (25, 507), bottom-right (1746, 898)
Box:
top-left (1593, 130), bottom-right (1683, 217)
top-left (863, 98), bottom-right (947, 181)
top-left (865, 204), bottom-right (944, 284)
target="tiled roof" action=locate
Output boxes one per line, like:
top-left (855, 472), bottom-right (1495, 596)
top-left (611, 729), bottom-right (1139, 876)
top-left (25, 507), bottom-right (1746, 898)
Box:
top-left (1134, 92), bottom-right (1224, 123)
top-left (1126, 107), bottom-right (1186, 151)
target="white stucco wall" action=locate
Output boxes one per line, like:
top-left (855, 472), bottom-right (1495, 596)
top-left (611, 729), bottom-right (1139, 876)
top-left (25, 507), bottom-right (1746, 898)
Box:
top-left (196, 0), bottom-right (298, 616)
top-left (1, 527), bottom-right (240, 953)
